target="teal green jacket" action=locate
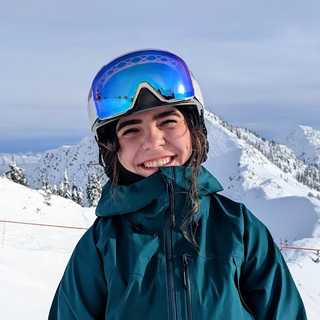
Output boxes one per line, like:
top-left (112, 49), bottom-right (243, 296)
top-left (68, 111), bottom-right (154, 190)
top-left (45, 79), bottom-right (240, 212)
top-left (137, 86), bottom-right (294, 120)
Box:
top-left (49, 166), bottom-right (307, 319)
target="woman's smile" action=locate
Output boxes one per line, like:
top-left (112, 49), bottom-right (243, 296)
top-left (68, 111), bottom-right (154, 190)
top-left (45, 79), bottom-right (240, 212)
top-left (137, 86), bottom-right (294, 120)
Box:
top-left (141, 156), bottom-right (174, 168)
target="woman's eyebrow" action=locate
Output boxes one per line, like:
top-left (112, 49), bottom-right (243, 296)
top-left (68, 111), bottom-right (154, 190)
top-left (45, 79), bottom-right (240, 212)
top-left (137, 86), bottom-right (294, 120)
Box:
top-left (153, 110), bottom-right (182, 121)
top-left (117, 119), bottom-right (141, 132)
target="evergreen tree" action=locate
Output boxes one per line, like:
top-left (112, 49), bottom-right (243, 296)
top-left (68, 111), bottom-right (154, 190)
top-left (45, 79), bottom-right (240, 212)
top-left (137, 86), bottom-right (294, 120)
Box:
top-left (71, 175), bottom-right (78, 203)
top-left (63, 169), bottom-right (71, 199)
top-left (52, 184), bottom-right (58, 196)
top-left (57, 169), bottom-right (73, 200)
top-left (44, 176), bottom-right (53, 194)
top-left (86, 171), bottom-right (102, 207)
top-left (86, 174), bottom-right (92, 206)
top-left (42, 176), bottom-right (53, 206)
top-left (4, 157), bottom-right (28, 187)
top-left (70, 175), bottom-right (84, 206)
top-left (77, 187), bottom-right (84, 207)
top-left (57, 180), bottom-right (65, 197)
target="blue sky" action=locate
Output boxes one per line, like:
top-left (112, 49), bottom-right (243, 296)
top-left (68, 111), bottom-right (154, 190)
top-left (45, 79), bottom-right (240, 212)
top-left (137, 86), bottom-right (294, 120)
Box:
top-left (1, 0), bottom-right (319, 153)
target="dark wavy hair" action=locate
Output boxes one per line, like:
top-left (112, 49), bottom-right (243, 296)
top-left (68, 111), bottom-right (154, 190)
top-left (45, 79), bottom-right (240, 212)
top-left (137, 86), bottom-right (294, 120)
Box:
top-left (97, 106), bottom-right (208, 245)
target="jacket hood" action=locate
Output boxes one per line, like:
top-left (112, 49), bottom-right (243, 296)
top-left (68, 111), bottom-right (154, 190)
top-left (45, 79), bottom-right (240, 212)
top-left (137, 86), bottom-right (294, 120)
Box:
top-left (96, 165), bottom-right (223, 218)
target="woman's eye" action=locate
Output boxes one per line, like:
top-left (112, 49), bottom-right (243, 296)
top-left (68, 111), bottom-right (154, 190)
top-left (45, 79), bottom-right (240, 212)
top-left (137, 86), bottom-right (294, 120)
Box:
top-left (160, 119), bottom-right (177, 126)
top-left (122, 128), bottom-right (139, 136)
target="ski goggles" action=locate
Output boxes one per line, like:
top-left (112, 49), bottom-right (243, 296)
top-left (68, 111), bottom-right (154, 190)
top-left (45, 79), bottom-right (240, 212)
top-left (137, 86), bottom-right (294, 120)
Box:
top-left (89, 49), bottom-right (196, 122)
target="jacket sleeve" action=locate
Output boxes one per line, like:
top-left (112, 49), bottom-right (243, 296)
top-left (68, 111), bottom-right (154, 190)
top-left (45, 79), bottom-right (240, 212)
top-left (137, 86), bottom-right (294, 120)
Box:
top-left (48, 220), bottom-right (108, 320)
top-left (239, 205), bottom-right (307, 320)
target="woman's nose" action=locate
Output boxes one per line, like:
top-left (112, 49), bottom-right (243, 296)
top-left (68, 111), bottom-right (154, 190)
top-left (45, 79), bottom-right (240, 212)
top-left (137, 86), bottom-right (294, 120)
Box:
top-left (142, 127), bottom-right (165, 150)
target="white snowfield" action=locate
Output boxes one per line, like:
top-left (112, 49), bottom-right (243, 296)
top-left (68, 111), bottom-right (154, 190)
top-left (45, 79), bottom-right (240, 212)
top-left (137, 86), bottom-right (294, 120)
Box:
top-left (1, 111), bottom-right (320, 319)
top-left (0, 177), bottom-right (94, 319)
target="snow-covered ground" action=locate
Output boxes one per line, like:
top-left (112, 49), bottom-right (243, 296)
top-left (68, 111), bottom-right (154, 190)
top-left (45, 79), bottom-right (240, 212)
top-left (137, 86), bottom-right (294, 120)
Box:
top-left (0, 178), bottom-right (95, 319)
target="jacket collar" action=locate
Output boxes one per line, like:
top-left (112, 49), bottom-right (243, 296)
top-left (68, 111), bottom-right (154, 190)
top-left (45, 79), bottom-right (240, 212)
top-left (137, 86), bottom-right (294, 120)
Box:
top-left (96, 165), bottom-right (223, 218)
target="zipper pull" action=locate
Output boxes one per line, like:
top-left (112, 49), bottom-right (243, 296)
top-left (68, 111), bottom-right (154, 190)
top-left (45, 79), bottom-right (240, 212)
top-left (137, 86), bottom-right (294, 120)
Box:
top-left (171, 212), bottom-right (176, 228)
top-left (182, 255), bottom-right (188, 290)
top-left (168, 179), bottom-right (176, 228)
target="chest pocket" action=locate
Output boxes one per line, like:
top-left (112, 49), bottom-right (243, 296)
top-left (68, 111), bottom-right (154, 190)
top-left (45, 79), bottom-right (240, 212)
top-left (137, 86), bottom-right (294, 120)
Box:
top-left (181, 254), bottom-right (256, 320)
top-left (102, 232), bottom-right (170, 320)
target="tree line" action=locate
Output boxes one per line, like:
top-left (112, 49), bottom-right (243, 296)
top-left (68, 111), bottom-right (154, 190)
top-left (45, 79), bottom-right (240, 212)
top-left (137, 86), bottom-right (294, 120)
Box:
top-left (3, 157), bottom-right (102, 207)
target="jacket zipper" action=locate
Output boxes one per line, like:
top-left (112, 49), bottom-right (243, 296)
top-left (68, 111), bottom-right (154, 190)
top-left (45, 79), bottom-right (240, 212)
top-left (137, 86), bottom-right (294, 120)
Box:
top-left (182, 255), bottom-right (193, 320)
top-left (164, 175), bottom-right (177, 320)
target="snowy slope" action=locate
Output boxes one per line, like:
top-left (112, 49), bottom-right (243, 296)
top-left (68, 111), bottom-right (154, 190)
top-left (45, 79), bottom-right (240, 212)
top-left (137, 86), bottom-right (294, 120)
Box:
top-left (203, 111), bottom-right (320, 245)
top-left (0, 177), bottom-right (95, 319)
top-left (283, 231), bottom-right (320, 319)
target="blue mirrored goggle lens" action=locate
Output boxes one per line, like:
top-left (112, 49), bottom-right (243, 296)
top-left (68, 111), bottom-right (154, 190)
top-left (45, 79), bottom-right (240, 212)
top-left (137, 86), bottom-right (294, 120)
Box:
top-left (91, 50), bottom-right (195, 120)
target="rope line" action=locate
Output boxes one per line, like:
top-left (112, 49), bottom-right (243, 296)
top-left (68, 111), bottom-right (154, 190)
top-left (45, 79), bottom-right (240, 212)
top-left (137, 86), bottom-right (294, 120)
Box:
top-left (1, 219), bottom-right (320, 252)
top-left (278, 245), bottom-right (320, 252)
top-left (0, 219), bottom-right (88, 230)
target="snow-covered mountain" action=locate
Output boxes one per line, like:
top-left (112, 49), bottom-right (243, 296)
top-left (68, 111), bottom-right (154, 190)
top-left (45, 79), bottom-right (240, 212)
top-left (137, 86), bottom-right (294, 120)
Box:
top-left (24, 136), bottom-right (106, 191)
top-left (1, 110), bottom-right (320, 318)
top-left (276, 125), bottom-right (320, 164)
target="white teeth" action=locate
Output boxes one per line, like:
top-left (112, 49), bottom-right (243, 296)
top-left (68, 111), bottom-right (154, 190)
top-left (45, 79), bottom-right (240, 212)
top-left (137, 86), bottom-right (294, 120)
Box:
top-left (143, 157), bottom-right (172, 168)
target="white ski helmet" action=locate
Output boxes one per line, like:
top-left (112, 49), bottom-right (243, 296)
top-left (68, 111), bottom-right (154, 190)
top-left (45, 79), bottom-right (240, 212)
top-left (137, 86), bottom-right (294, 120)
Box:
top-left (86, 49), bottom-right (205, 141)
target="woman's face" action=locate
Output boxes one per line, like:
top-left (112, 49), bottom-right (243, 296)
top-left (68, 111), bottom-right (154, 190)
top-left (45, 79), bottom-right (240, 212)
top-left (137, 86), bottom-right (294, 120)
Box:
top-left (116, 106), bottom-right (192, 177)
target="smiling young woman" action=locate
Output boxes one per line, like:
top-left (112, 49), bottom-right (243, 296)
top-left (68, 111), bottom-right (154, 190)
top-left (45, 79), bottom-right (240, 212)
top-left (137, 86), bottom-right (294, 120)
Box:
top-left (49, 49), bottom-right (307, 320)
